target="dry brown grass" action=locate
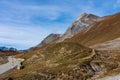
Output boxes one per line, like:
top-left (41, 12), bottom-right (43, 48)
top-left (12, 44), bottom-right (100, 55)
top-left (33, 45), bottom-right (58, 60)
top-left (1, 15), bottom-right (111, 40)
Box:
top-left (0, 42), bottom-right (93, 80)
top-left (66, 12), bottom-right (120, 46)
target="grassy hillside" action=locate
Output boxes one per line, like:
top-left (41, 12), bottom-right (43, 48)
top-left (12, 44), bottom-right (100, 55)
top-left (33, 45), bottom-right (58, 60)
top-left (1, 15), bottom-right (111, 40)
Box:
top-left (1, 42), bottom-right (91, 79)
top-left (66, 12), bottom-right (120, 46)
top-left (1, 42), bottom-right (120, 80)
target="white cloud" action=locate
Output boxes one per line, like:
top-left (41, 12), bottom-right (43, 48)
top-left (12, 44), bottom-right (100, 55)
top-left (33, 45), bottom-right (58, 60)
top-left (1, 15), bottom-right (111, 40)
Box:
top-left (0, 22), bottom-right (69, 50)
top-left (0, 24), bottom-right (52, 49)
top-left (117, 0), bottom-right (120, 4)
top-left (0, 0), bottom-right (116, 49)
top-left (114, 0), bottom-right (120, 8)
top-left (0, 1), bottom-right (69, 24)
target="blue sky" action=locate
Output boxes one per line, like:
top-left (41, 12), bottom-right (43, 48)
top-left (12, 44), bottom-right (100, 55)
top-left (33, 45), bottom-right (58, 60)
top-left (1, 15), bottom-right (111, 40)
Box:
top-left (0, 0), bottom-right (120, 50)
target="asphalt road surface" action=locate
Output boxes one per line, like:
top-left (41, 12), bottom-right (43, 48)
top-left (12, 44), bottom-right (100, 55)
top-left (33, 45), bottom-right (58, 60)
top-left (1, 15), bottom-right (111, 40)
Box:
top-left (0, 56), bottom-right (20, 75)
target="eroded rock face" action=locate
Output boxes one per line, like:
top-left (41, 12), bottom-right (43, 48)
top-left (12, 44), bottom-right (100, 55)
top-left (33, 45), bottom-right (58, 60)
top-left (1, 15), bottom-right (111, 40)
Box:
top-left (36, 33), bottom-right (61, 47)
top-left (31, 13), bottom-right (101, 49)
top-left (18, 51), bottom-right (119, 80)
top-left (59, 13), bottom-right (100, 41)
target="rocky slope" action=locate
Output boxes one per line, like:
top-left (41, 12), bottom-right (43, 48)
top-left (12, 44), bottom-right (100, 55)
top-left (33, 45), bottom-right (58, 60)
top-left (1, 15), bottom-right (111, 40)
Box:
top-left (34, 13), bottom-right (101, 48)
top-left (59, 13), bottom-right (101, 41)
top-left (67, 12), bottom-right (120, 47)
top-left (33, 33), bottom-right (61, 48)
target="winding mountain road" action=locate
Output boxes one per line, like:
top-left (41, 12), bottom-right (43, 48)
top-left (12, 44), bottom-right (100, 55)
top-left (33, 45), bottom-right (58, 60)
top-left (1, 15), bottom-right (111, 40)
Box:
top-left (0, 56), bottom-right (20, 75)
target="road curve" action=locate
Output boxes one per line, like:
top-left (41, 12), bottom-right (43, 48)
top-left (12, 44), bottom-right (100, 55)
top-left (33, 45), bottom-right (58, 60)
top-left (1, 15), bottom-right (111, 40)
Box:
top-left (0, 56), bottom-right (20, 75)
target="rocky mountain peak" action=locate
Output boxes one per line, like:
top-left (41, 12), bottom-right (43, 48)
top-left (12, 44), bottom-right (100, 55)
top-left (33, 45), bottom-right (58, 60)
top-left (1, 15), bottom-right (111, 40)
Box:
top-left (76, 13), bottom-right (88, 20)
top-left (33, 13), bottom-right (101, 48)
top-left (36, 33), bottom-right (61, 47)
top-left (58, 13), bottom-right (100, 41)
top-left (76, 13), bottom-right (100, 21)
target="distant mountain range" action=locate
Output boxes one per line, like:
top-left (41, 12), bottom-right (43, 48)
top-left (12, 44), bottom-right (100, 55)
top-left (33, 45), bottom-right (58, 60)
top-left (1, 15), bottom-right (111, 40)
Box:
top-left (0, 47), bottom-right (17, 52)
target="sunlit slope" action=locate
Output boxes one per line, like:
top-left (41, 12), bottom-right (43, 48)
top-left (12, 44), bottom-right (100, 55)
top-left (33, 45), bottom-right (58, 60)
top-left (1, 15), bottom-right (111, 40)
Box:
top-left (1, 42), bottom-right (120, 80)
top-left (1, 42), bottom-right (92, 79)
top-left (67, 12), bottom-right (120, 46)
